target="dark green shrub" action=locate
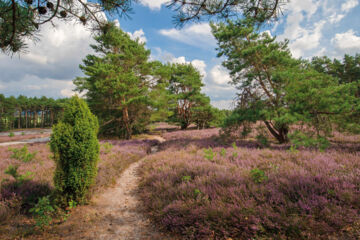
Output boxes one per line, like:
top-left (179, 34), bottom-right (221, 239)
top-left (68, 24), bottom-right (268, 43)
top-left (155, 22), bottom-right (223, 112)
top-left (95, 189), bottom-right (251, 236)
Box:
top-left (29, 196), bottom-right (55, 230)
top-left (256, 133), bottom-right (270, 147)
top-left (203, 147), bottom-right (216, 161)
top-left (250, 168), bottom-right (268, 183)
top-left (50, 96), bottom-right (99, 206)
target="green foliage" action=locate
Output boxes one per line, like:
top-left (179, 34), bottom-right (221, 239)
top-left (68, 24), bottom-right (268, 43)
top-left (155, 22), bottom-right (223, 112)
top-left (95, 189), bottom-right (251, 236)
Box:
top-left (289, 131), bottom-right (330, 151)
top-left (250, 168), bottom-right (268, 183)
top-left (8, 145), bottom-right (36, 162)
top-left (29, 196), bottom-right (55, 230)
top-left (182, 175), bottom-right (191, 182)
top-left (0, 0), bottom-right (37, 54)
top-left (220, 148), bottom-right (226, 157)
top-left (168, 63), bottom-right (205, 129)
top-left (212, 18), bottom-right (360, 143)
top-left (203, 147), bottom-right (216, 161)
top-left (256, 134), bottom-right (270, 147)
top-left (50, 96), bottom-right (99, 206)
top-left (4, 164), bottom-right (33, 187)
top-left (310, 54), bottom-right (360, 134)
top-left (75, 24), bottom-right (151, 139)
top-left (0, 94), bottom-right (67, 132)
top-left (149, 61), bottom-right (175, 123)
top-left (194, 188), bottom-right (202, 196)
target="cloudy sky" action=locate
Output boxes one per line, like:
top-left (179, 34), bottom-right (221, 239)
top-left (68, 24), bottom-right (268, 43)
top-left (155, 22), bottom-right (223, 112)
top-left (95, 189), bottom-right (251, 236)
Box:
top-left (1, 0), bottom-right (359, 109)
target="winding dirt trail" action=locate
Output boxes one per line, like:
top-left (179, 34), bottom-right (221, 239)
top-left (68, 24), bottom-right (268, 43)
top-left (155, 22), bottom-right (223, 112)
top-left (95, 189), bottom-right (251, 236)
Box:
top-left (72, 137), bottom-right (173, 240)
top-left (87, 160), bottom-right (167, 240)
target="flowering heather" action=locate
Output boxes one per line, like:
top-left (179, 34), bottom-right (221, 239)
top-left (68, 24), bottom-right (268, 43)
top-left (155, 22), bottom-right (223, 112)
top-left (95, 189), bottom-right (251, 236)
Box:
top-left (160, 128), bottom-right (222, 150)
top-left (139, 144), bottom-right (360, 239)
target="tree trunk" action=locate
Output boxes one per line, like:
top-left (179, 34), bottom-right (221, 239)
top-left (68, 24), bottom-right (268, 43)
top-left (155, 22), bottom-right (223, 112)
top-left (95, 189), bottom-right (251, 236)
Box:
top-left (50, 110), bottom-right (54, 126)
top-left (264, 121), bottom-right (289, 144)
top-left (34, 110), bottom-right (37, 128)
top-left (25, 110), bottom-right (28, 128)
top-left (18, 108), bottom-right (21, 129)
top-left (122, 106), bottom-right (132, 140)
top-left (41, 109), bottom-right (45, 128)
top-left (181, 121), bottom-right (189, 130)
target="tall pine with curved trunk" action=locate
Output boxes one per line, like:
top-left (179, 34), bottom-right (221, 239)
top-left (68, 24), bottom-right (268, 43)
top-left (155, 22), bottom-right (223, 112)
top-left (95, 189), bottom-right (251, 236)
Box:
top-left (212, 18), bottom-right (359, 144)
top-left (75, 23), bottom-right (151, 139)
top-left (212, 18), bottom-right (295, 143)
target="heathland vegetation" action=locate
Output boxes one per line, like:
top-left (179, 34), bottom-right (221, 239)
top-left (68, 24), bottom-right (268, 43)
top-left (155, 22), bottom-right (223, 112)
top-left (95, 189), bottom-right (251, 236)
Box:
top-left (0, 0), bottom-right (359, 239)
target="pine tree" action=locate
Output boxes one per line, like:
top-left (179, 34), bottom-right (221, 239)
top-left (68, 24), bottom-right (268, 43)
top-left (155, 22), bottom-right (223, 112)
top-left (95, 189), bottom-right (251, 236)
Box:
top-left (168, 63), bottom-right (204, 129)
top-left (212, 18), bottom-right (359, 144)
top-left (75, 23), bottom-right (151, 139)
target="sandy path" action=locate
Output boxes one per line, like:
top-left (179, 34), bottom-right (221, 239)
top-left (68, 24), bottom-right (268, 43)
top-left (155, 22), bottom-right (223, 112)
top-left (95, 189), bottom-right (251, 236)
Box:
top-left (79, 153), bottom-right (172, 240)
top-left (0, 137), bottom-right (50, 146)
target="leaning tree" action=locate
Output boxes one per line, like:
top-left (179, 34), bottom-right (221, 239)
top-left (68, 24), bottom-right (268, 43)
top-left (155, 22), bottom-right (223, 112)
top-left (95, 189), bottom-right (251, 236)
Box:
top-left (212, 18), bottom-right (359, 144)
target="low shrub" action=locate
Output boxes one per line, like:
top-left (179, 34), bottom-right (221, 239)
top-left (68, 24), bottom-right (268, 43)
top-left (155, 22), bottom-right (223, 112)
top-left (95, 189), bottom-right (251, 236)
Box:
top-left (29, 196), bottom-right (55, 230)
top-left (8, 145), bottom-right (37, 162)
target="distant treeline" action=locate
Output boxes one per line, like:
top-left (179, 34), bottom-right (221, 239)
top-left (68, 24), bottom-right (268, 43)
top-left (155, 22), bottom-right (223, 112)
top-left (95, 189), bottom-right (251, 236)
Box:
top-left (0, 95), bottom-right (69, 131)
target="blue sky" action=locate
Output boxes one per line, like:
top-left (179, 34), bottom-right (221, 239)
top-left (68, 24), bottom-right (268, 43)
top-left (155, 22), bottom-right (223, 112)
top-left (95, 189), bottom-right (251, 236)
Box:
top-left (0, 0), bottom-right (359, 109)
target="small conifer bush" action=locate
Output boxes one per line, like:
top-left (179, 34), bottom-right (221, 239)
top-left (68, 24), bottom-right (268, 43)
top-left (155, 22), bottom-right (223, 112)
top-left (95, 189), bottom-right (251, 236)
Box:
top-left (50, 96), bottom-right (99, 206)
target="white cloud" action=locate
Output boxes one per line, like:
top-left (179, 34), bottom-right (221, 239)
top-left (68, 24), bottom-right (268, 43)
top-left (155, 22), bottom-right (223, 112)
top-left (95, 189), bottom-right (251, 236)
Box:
top-left (329, 13), bottom-right (345, 24)
top-left (341, 0), bottom-right (359, 12)
top-left (211, 100), bottom-right (234, 110)
top-left (61, 88), bottom-right (76, 98)
top-left (191, 59), bottom-right (207, 78)
top-left (127, 29), bottom-right (147, 43)
top-left (159, 23), bottom-right (216, 48)
top-left (113, 19), bottom-right (120, 28)
top-left (113, 20), bottom-right (147, 44)
top-left (139, 0), bottom-right (168, 10)
top-left (277, 0), bottom-right (326, 58)
top-left (0, 19), bottom-right (94, 82)
top-left (276, 0), bottom-right (360, 58)
top-left (331, 29), bottom-right (360, 54)
top-left (1, 74), bottom-right (79, 98)
top-left (0, 17), bottom-right (95, 97)
top-left (170, 56), bottom-right (207, 77)
top-left (209, 65), bottom-right (231, 85)
top-left (288, 20), bottom-right (325, 58)
top-left (152, 48), bottom-right (207, 77)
